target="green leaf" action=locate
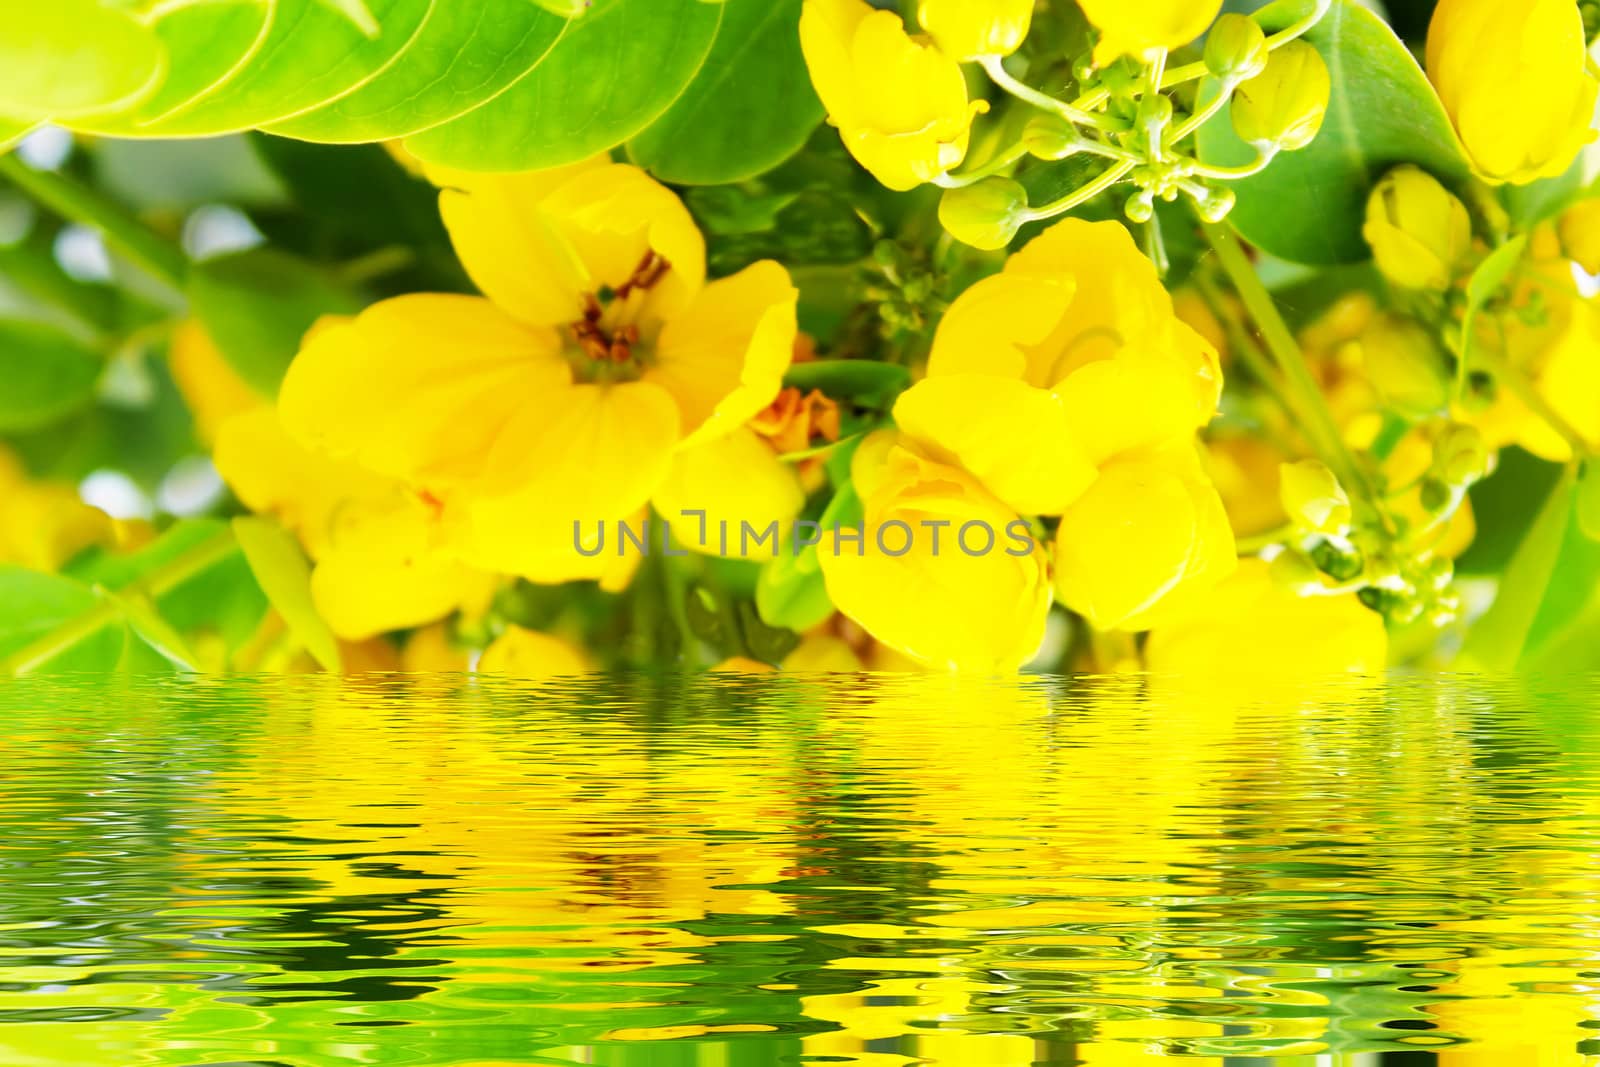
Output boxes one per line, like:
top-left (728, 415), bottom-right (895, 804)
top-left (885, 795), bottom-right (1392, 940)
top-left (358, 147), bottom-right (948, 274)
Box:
top-left (404, 0), bottom-right (722, 172)
top-left (0, 1), bottom-right (163, 122)
top-left (0, 566), bottom-right (127, 675)
top-left (1196, 0), bottom-right (1470, 264)
top-left (0, 319), bottom-right (102, 432)
top-left (1578, 460), bottom-right (1600, 543)
top-left (130, 0), bottom-right (435, 138)
top-left (627, 0), bottom-right (822, 185)
top-left (66, 1), bottom-right (271, 136)
top-left (1459, 467), bottom-right (1577, 672)
top-left (1504, 142), bottom-right (1600, 228)
top-left (783, 359), bottom-right (911, 405)
top-left (232, 517), bottom-right (342, 672)
top-left (104, 589), bottom-right (202, 672)
top-left (755, 544), bottom-right (833, 632)
top-left (188, 248), bottom-right (362, 396)
top-left (263, 0), bottom-right (569, 143)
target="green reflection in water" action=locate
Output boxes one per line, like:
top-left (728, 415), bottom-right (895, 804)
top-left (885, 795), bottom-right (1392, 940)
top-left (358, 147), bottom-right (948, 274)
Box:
top-left (0, 674), bottom-right (1596, 1065)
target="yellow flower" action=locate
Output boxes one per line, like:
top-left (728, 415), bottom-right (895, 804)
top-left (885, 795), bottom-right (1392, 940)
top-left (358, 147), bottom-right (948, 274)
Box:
top-left (651, 426), bottom-right (806, 558)
top-left (800, 0), bottom-right (983, 190)
top-left (1231, 40), bottom-right (1331, 152)
top-left (0, 448), bottom-right (112, 571)
top-left (214, 405), bottom-right (495, 641)
top-left (278, 156), bottom-right (798, 584)
top-left (478, 626), bottom-right (591, 677)
top-left (1358, 312), bottom-right (1450, 416)
top-left (1054, 445), bottom-right (1235, 632)
top-left (1079, 0), bottom-right (1221, 65)
top-left (1426, 0), bottom-right (1599, 185)
top-left (1146, 558), bottom-right (1388, 675)
top-left (167, 320), bottom-right (264, 446)
top-left (1278, 458), bottom-right (1350, 535)
top-left (1362, 165), bottom-right (1474, 292)
top-left (916, 0), bottom-right (1032, 61)
top-left (817, 433), bottom-right (1052, 671)
top-left (893, 218), bottom-right (1232, 633)
top-left (402, 623), bottom-right (470, 673)
top-left (1558, 197), bottom-right (1600, 274)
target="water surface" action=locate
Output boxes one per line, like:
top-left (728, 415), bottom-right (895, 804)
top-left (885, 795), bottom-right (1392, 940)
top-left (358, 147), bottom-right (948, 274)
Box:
top-left (0, 674), bottom-right (1596, 1065)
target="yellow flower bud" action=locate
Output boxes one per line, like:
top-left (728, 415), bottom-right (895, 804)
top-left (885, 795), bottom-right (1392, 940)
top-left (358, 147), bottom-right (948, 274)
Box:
top-left (1054, 447), bottom-right (1236, 633)
top-left (1426, 0), bottom-right (1599, 185)
top-left (1437, 423), bottom-right (1491, 487)
top-left (478, 626), bottom-right (592, 677)
top-left (917, 0), bottom-right (1033, 61)
top-left (1279, 459), bottom-right (1350, 535)
top-left (1079, 0), bottom-right (1221, 65)
top-left (938, 176), bottom-right (1029, 250)
top-left (1231, 40), bottom-right (1331, 152)
top-left (1360, 315), bottom-right (1451, 417)
top-left (800, 0), bottom-right (983, 190)
top-left (1204, 13), bottom-right (1268, 86)
top-left (1362, 165), bottom-right (1474, 291)
top-left (1145, 559), bottom-right (1388, 677)
top-left (1558, 198), bottom-right (1600, 274)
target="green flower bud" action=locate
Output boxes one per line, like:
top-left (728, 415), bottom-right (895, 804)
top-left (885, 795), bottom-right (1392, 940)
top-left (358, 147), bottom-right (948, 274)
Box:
top-left (1363, 165), bottom-right (1474, 291)
top-left (1280, 458), bottom-right (1350, 534)
top-left (1205, 14), bottom-right (1269, 86)
top-left (1231, 40), bottom-right (1331, 152)
top-left (1419, 476), bottom-right (1454, 514)
top-left (938, 177), bottom-right (1029, 250)
top-left (1138, 91), bottom-right (1173, 133)
top-left (1311, 538), bottom-right (1365, 582)
top-left (1359, 313), bottom-right (1451, 416)
top-left (1024, 116), bottom-right (1080, 160)
top-left (1437, 424), bottom-right (1491, 487)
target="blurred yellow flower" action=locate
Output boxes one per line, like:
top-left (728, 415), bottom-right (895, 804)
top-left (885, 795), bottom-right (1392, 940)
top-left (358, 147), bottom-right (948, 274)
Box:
top-left (167, 320), bottom-right (264, 446)
top-left (1557, 197), bottom-right (1600, 274)
top-left (1426, 0), bottom-right (1598, 185)
top-left (916, 0), bottom-right (1032, 61)
top-left (214, 405), bottom-right (494, 641)
top-left (278, 156), bottom-right (797, 583)
top-left (478, 626), bottom-right (591, 677)
top-left (1362, 165), bottom-right (1474, 292)
top-left (1279, 458), bottom-right (1350, 536)
top-left (1146, 558), bottom-right (1388, 675)
top-left (800, 0), bottom-right (983, 190)
top-left (0, 448), bottom-right (113, 572)
top-left (1079, 0), bottom-right (1220, 64)
top-left (817, 433), bottom-right (1052, 671)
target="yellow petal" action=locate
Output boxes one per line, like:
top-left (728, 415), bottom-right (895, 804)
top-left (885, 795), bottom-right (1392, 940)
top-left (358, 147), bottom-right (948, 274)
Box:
top-left (478, 626), bottom-right (592, 677)
top-left (652, 428), bottom-right (805, 558)
top-left (926, 273), bottom-right (1076, 384)
top-left (1056, 346), bottom-right (1213, 466)
top-left (311, 490), bottom-right (492, 641)
top-left (893, 374), bottom-right (1096, 515)
top-left (818, 441), bottom-right (1051, 671)
top-left (1145, 558), bottom-right (1387, 675)
top-left (437, 159), bottom-right (705, 327)
top-left (454, 381), bottom-right (681, 581)
top-left (1080, 0), bottom-right (1221, 63)
top-left (1054, 448), bottom-right (1236, 632)
top-left (402, 623), bottom-right (471, 673)
top-left (646, 259), bottom-right (798, 445)
top-left (167, 319), bottom-right (263, 446)
top-left (279, 294), bottom-right (568, 490)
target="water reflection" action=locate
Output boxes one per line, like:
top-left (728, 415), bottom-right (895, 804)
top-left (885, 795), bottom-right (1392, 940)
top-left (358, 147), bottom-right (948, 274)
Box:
top-left (0, 674), bottom-right (1596, 1065)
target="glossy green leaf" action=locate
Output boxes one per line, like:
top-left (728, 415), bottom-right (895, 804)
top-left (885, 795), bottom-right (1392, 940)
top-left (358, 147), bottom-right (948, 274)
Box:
top-left (264, 0), bottom-right (569, 143)
top-left (136, 0), bottom-right (434, 138)
top-left (404, 0), bottom-right (722, 172)
top-left (0, 319), bottom-right (103, 432)
top-left (232, 517), bottom-right (342, 673)
top-left (0, 566), bottom-right (126, 675)
top-left (105, 589), bottom-right (202, 672)
top-left (1197, 0), bottom-right (1470, 264)
top-left (783, 359), bottom-right (911, 404)
top-left (66, 1), bottom-right (270, 136)
top-left (0, 1), bottom-right (163, 122)
top-left (1460, 468), bottom-right (1576, 672)
top-left (187, 248), bottom-right (361, 397)
top-left (755, 546), bottom-right (832, 633)
top-left (627, 0), bottom-right (821, 185)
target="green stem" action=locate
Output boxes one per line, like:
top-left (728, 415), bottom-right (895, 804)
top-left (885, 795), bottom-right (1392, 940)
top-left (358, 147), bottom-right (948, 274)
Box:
top-left (980, 56), bottom-right (1111, 131)
top-left (2, 527), bottom-right (235, 676)
top-left (0, 154), bottom-right (188, 290)
top-left (1192, 147), bottom-right (1279, 181)
top-left (1023, 159), bottom-right (1136, 221)
top-left (1202, 218), bottom-right (1379, 519)
top-left (1171, 80), bottom-right (1235, 142)
top-left (932, 143), bottom-right (1029, 188)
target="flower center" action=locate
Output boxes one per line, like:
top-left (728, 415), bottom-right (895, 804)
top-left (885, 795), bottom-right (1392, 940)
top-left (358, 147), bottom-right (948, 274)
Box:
top-left (566, 250), bottom-right (671, 381)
